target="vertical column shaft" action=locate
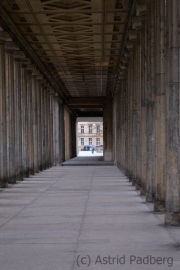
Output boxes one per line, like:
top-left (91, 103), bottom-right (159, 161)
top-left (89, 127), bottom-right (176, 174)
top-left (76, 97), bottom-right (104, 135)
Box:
top-left (154, 0), bottom-right (166, 211)
top-left (14, 58), bottom-right (22, 179)
top-left (165, 0), bottom-right (180, 225)
top-left (0, 39), bottom-right (8, 187)
top-left (103, 100), bottom-right (113, 161)
top-left (21, 63), bottom-right (29, 177)
top-left (59, 99), bottom-right (65, 164)
top-left (146, 0), bottom-right (156, 202)
top-left (5, 48), bottom-right (16, 183)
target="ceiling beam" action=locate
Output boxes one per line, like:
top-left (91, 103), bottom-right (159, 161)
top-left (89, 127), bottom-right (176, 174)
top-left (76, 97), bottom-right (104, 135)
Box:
top-left (67, 97), bottom-right (111, 106)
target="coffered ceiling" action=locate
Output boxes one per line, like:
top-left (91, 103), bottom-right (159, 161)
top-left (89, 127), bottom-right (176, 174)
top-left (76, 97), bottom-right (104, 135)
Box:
top-left (0, 0), bottom-right (132, 100)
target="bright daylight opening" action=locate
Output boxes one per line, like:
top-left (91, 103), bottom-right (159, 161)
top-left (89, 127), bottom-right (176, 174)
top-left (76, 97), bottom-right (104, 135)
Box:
top-left (76, 117), bottom-right (103, 157)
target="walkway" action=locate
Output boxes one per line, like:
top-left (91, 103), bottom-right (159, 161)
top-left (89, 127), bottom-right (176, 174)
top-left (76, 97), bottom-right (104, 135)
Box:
top-left (61, 156), bottom-right (113, 166)
top-left (0, 165), bottom-right (179, 270)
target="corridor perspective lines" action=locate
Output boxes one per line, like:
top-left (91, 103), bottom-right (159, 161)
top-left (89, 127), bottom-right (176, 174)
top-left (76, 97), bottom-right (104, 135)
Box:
top-left (0, 166), bottom-right (180, 270)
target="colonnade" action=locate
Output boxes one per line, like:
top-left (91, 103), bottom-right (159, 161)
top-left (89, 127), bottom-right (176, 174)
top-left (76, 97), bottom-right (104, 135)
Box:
top-left (114, 0), bottom-right (180, 225)
top-left (1, 0), bottom-right (180, 227)
top-left (0, 31), bottom-right (75, 188)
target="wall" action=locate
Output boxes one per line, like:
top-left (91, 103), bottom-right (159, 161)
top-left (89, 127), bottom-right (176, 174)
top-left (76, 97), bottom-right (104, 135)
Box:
top-left (77, 121), bottom-right (103, 151)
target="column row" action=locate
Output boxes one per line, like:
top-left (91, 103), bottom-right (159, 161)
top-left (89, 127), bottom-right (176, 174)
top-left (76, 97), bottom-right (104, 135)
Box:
top-left (114, 0), bottom-right (180, 225)
top-left (0, 32), bottom-right (65, 187)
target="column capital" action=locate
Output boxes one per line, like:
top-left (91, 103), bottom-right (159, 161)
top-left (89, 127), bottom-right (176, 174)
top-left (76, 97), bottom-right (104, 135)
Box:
top-left (13, 51), bottom-right (26, 62)
top-left (58, 97), bottom-right (64, 105)
top-left (21, 58), bottom-right (31, 68)
top-left (5, 41), bottom-right (19, 53)
top-left (26, 63), bottom-right (36, 72)
top-left (0, 31), bottom-right (12, 44)
top-left (49, 89), bottom-right (56, 95)
top-left (41, 79), bottom-right (48, 87)
top-left (19, 58), bottom-right (30, 68)
top-left (36, 74), bottom-right (44, 82)
top-left (32, 70), bottom-right (40, 77)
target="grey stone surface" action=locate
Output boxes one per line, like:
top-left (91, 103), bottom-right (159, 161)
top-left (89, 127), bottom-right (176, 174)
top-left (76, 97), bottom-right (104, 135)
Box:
top-left (61, 156), bottom-right (114, 166)
top-left (0, 165), bottom-right (179, 270)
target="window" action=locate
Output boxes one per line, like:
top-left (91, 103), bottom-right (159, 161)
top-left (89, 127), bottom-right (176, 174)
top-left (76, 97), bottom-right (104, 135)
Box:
top-left (96, 125), bottom-right (100, 133)
top-left (89, 125), bottom-right (92, 133)
top-left (81, 126), bottom-right (84, 133)
top-left (89, 138), bottom-right (92, 145)
top-left (81, 138), bottom-right (84, 146)
top-left (96, 138), bottom-right (100, 146)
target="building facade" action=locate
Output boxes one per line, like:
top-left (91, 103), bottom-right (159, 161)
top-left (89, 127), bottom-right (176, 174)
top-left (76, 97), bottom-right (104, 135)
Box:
top-left (77, 122), bottom-right (103, 151)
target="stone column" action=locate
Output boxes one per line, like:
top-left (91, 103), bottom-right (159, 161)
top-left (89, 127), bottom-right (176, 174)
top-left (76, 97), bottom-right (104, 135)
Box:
top-left (42, 85), bottom-right (51, 168)
top-left (50, 90), bottom-right (55, 165)
top-left (5, 42), bottom-right (18, 184)
top-left (59, 98), bottom-right (65, 164)
top-left (0, 33), bottom-right (8, 187)
top-left (14, 52), bottom-right (23, 180)
top-left (146, 1), bottom-right (156, 202)
top-left (140, 20), bottom-right (147, 196)
top-left (21, 59), bottom-right (30, 177)
top-left (127, 59), bottom-right (134, 182)
top-left (115, 85), bottom-right (120, 168)
top-left (132, 35), bottom-right (142, 190)
top-left (41, 83), bottom-right (46, 170)
top-left (113, 92), bottom-right (118, 166)
top-left (32, 70), bottom-right (39, 173)
top-left (26, 65), bottom-right (34, 175)
top-left (122, 80), bottom-right (127, 172)
top-left (165, 0), bottom-right (180, 225)
top-left (103, 99), bottom-right (113, 161)
top-left (46, 88), bottom-right (52, 168)
top-left (36, 75), bottom-right (44, 171)
top-left (132, 51), bottom-right (137, 186)
top-left (154, 0), bottom-right (166, 211)
top-left (124, 78), bottom-right (129, 176)
top-left (71, 113), bottom-right (77, 158)
top-left (54, 94), bottom-right (60, 165)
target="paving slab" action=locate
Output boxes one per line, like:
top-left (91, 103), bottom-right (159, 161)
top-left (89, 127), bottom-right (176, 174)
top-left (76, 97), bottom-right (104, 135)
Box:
top-left (61, 156), bottom-right (114, 166)
top-left (0, 165), bottom-right (180, 270)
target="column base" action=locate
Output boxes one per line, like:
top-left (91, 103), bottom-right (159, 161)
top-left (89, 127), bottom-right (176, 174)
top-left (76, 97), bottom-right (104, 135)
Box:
top-left (140, 188), bottom-right (146, 196)
top-left (39, 165), bottom-right (43, 172)
top-left (125, 171), bottom-right (129, 178)
top-left (34, 167), bottom-right (39, 174)
top-left (104, 149), bottom-right (113, 161)
top-left (164, 212), bottom-right (180, 226)
top-left (135, 183), bottom-right (140, 190)
top-left (23, 169), bottom-right (29, 178)
top-left (0, 180), bottom-right (8, 188)
top-left (146, 193), bottom-right (155, 203)
top-left (8, 176), bottom-right (16, 184)
top-left (131, 178), bottom-right (136, 186)
top-left (154, 201), bottom-right (165, 212)
top-left (29, 168), bottom-right (34, 175)
top-left (19, 170), bottom-right (24, 180)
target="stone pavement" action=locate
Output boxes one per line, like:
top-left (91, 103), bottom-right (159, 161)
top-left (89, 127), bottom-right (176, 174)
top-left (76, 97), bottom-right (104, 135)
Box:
top-left (0, 165), bottom-right (180, 270)
top-left (61, 156), bottom-right (113, 166)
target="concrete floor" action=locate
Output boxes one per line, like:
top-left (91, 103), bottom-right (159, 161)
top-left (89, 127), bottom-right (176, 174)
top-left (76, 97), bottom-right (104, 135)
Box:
top-left (0, 165), bottom-right (180, 270)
